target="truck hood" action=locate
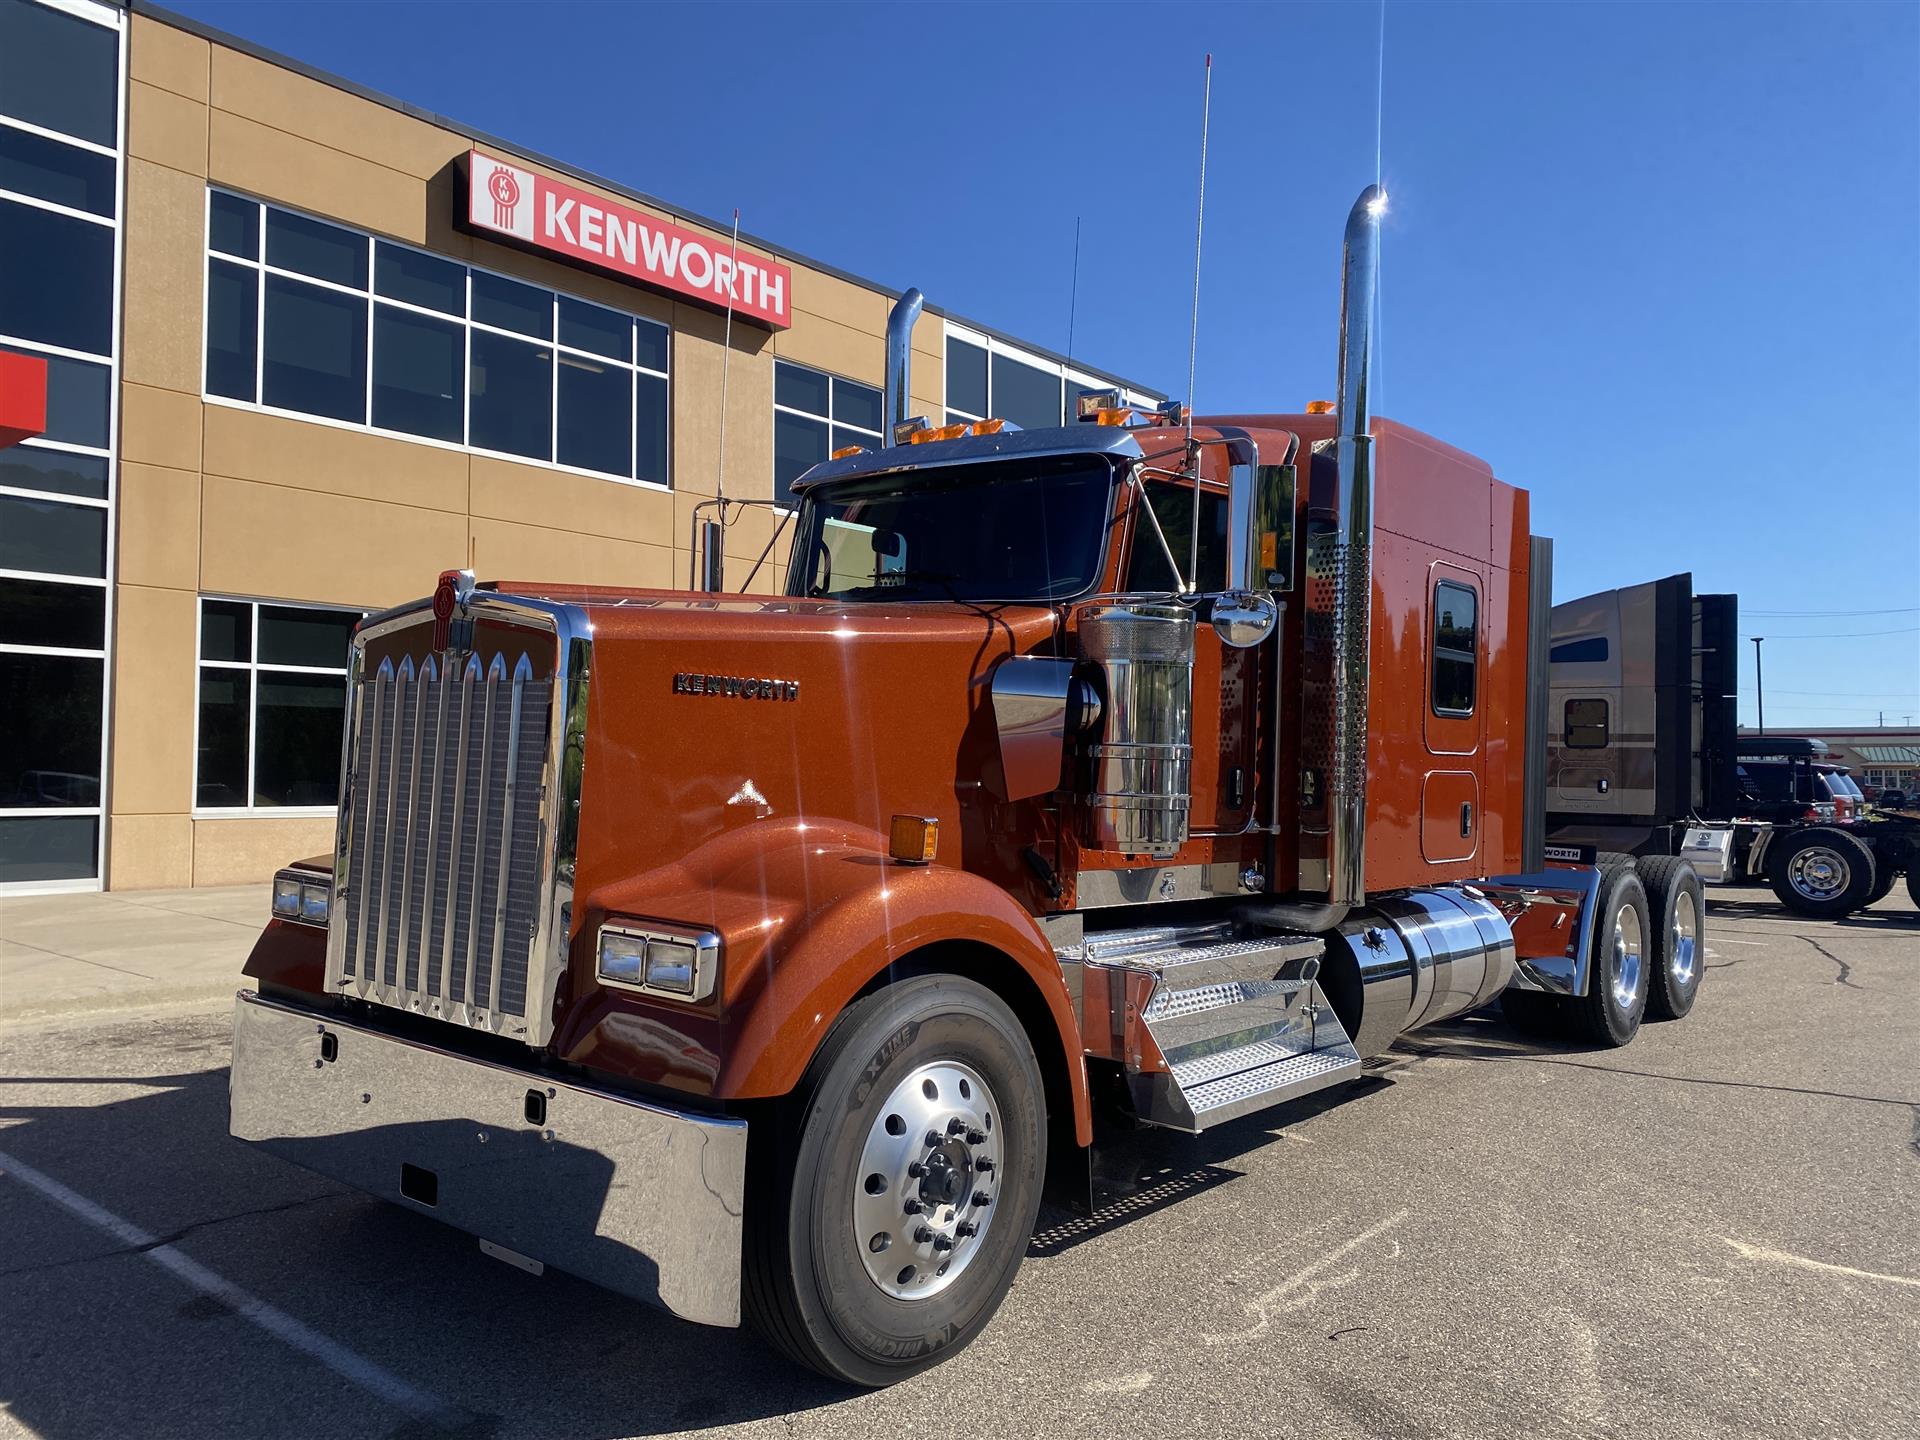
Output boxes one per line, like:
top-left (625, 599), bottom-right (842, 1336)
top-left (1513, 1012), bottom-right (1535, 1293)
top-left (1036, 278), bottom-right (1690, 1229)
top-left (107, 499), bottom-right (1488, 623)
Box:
top-left (554, 590), bottom-right (1064, 923)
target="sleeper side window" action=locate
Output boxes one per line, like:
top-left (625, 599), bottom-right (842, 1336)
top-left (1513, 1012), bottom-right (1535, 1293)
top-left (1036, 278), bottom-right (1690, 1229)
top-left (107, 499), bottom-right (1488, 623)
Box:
top-left (1564, 698), bottom-right (1609, 748)
top-left (1431, 580), bottom-right (1477, 716)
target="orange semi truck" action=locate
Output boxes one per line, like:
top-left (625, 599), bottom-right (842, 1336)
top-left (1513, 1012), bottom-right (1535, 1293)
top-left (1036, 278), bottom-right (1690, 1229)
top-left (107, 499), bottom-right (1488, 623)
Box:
top-left (229, 189), bottom-right (1706, 1385)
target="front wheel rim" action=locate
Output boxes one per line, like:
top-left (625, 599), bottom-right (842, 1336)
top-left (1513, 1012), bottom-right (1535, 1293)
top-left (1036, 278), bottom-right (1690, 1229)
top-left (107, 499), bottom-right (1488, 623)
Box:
top-left (1669, 889), bottom-right (1699, 989)
top-left (1788, 848), bottom-right (1850, 901)
top-left (852, 1060), bottom-right (1002, 1301)
top-left (1610, 902), bottom-right (1645, 1012)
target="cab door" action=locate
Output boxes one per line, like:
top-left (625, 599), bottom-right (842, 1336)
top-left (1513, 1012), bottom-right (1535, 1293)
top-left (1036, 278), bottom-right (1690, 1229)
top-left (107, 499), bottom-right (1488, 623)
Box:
top-left (1421, 563), bottom-right (1484, 862)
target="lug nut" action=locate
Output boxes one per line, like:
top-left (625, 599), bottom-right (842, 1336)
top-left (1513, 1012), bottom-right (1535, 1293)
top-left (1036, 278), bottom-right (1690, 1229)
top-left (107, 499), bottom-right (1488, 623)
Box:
top-left (972, 1191), bottom-right (992, 1207)
top-left (903, 1199), bottom-right (922, 1215)
top-left (974, 1157), bottom-right (994, 1173)
top-left (947, 1117), bottom-right (967, 1136)
top-left (966, 1128), bottom-right (986, 1144)
top-left (956, 1221), bottom-right (977, 1238)
top-left (915, 1226), bottom-right (933, 1244)
top-left (926, 1131), bottom-right (944, 1147)
top-left (932, 1235), bottom-right (954, 1252)
top-left (907, 1161), bottom-right (925, 1178)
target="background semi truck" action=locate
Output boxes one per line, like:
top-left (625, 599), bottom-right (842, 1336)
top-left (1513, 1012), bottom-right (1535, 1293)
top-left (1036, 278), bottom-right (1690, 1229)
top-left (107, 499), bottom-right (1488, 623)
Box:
top-left (228, 190), bottom-right (1707, 1386)
top-left (1547, 572), bottom-right (1917, 916)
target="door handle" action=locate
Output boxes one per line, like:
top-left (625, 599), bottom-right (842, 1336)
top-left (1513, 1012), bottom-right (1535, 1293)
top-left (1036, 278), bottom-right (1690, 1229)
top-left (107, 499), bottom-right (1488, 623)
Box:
top-left (1459, 801), bottom-right (1473, 837)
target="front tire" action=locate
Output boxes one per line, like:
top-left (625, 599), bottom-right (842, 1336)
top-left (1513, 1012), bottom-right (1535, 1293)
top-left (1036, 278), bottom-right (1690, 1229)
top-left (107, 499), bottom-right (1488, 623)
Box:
top-left (1571, 867), bottom-right (1651, 1047)
top-left (1767, 827), bottom-right (1877, 918)
top-left (1639, 856), bottom-right (1705, 1020)
top-left (743, 974), bottom-right (1046, 1387)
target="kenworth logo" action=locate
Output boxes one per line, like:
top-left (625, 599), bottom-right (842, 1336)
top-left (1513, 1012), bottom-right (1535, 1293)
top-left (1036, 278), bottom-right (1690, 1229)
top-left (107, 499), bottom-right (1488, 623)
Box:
top-left (672, 673), bottom-right (800, 701)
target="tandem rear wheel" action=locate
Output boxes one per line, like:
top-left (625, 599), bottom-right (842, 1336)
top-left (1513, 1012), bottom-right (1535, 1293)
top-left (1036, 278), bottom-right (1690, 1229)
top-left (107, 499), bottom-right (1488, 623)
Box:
top-left (1501, 865), bottom-right (1658, 1047)
top-left (742, 974), bottom-right (1046, 1387)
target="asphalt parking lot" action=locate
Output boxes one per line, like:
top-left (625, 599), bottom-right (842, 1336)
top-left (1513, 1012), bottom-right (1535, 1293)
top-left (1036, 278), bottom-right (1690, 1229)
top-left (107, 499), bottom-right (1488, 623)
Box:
top-left (2, 890), bottom-right (1916, 1440)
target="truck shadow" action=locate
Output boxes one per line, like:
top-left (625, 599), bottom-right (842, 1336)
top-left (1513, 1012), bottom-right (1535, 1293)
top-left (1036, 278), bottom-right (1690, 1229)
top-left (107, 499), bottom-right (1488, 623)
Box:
top-left (1702, 894), bottom-right (1920, 930)
top-left (0, 1048), bottom-right (853, 1440)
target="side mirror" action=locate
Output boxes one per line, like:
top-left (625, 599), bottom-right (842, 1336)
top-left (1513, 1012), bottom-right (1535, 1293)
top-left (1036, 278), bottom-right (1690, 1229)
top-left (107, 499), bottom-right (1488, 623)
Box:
top-left (1214, 454), bottom-right (1293, 648)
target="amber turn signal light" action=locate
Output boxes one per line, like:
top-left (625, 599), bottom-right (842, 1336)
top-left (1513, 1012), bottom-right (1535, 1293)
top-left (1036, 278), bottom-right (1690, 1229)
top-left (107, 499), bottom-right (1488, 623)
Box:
top-left (888, 815), bottom-right (939, 864)
top-left (1305, 399), bottom-right (1336, 414)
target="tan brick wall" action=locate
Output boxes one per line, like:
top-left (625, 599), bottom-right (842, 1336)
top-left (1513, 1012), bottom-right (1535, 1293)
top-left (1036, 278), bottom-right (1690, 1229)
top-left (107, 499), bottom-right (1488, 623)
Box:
top-left (104, 12), bottom-right (1123, 888)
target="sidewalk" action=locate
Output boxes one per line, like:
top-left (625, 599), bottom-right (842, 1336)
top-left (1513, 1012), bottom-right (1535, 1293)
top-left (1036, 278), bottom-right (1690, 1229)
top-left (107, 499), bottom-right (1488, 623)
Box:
top-left (0, 884), bottom-right (268, 1025)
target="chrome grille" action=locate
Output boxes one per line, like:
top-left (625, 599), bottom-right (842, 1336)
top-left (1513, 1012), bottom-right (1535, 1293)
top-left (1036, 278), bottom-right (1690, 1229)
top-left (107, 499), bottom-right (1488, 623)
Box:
top-left (331, 635), bottom-right (559, 1039)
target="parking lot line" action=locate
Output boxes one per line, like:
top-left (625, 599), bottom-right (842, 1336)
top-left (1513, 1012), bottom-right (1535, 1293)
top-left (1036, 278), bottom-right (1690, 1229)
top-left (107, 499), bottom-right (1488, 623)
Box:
top-left (1720, 1236), bottom-right (1920, 1291)
top-left (0, 1148), bottom-right (468, 1431)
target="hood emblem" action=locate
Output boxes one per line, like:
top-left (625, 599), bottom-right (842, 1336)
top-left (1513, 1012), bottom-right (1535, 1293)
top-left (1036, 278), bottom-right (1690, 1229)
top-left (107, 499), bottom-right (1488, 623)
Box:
top-left (432, 568), bottom-right (477, 653)
top-left (673, 672), bottom-right (799, 701)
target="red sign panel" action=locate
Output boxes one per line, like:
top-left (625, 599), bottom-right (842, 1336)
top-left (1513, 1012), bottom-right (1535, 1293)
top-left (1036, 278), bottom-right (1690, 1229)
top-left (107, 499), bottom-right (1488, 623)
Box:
top-left (465, 150), bottom-right (792, 330)
top-left (0, 349), bottom-right (48, 450)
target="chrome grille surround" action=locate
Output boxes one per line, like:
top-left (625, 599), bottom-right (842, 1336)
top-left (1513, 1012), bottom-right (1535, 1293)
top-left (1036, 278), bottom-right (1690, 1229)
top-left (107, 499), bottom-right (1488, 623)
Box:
top-left (325, 594), bottom-right (591, 1047)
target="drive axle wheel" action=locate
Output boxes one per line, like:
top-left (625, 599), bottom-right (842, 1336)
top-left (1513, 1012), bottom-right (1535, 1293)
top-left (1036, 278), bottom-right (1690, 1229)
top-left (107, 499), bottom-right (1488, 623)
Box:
top-left (1639, 856), bottom-right (1705, 1020)
top-left (1767, 827), bottom-right (1876, 919)
top-left (743, 974), bottom-right (1045, 1387)
top-left (1571, 867), bottom-right (1651, 1047)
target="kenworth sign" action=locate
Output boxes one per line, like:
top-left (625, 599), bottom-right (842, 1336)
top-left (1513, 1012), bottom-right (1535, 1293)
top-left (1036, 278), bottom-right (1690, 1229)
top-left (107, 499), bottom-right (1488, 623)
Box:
top-left (465, 149), bottom-right (793, 329)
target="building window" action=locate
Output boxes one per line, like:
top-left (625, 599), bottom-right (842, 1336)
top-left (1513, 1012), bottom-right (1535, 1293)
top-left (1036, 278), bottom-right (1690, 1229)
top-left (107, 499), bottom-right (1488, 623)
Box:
top-left (1431, 580), bottom-right (1478, 717)
top-left (1564, 697), bottom-right (1609, 748)
top-left (772, 361), bottom-right (882, 503)
top-left (204, 189), bottom-right (673, 488)
top-left (196, 598), bottom-right (365, 811)
top-left (0, 0), bottom-right (122, 891)
top-left (943, 322), bottom-right (1156, 431)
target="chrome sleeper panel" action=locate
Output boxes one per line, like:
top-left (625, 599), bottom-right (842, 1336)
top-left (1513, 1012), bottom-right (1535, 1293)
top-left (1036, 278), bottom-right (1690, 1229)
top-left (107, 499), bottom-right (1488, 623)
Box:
top-left (230, 991), bottom-right (745, 1327)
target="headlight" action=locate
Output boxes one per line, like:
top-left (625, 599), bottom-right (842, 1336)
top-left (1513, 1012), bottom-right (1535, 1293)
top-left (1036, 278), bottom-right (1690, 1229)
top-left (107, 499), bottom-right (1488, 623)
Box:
top-left (271, 869), bottom-right (332, 928)
top-left (597, 922), bottom-right (719, 1002)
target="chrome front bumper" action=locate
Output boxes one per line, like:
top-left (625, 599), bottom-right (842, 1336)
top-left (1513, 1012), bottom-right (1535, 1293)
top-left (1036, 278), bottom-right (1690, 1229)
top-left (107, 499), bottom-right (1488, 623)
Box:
top-left (229, 990), bottom-right (748, 1327)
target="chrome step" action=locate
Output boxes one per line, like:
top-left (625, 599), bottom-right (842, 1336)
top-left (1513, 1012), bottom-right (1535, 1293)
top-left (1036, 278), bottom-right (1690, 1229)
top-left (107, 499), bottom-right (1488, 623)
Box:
top-left (1071, 921), bottom-right (1358, 1133)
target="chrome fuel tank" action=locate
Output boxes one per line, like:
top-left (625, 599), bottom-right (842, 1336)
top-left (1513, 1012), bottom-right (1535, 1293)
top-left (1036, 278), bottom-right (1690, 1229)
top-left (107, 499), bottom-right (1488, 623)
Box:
top-left (1320, 887), bottom-right (1517, 1057)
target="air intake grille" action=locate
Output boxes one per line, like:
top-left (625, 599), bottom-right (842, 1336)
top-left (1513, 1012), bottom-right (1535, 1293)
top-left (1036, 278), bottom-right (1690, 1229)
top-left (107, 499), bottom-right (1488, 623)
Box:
top-left (336, 650), bottom-right (553, 1031)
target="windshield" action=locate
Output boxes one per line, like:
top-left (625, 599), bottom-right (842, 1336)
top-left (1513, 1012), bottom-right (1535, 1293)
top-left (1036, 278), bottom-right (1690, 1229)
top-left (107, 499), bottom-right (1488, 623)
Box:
top-left (788, 456), bottom-right (1115, 603)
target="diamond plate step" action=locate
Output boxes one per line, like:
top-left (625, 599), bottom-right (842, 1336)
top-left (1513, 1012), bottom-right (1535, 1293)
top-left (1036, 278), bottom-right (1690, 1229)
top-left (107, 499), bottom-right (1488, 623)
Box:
top-left (1180, 1044), bottom-right (1360, 1122)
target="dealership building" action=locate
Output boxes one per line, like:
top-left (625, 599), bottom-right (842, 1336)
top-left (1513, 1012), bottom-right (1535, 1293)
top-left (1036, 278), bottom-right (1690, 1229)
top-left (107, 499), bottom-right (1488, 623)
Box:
top-left (0, 0), bottom-right (1158, 893)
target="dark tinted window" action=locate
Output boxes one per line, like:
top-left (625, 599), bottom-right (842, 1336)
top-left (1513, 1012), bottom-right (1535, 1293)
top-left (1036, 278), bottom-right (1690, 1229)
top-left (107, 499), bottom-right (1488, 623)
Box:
top-left (946, 337), bottom-right (987, 415)
top-left (0, 0), bottom-right (119, 147)
top-left (557, 353), bottom-right (631, 476)
top-left (0, 444), bottom-right (107, 499)
top-left (1550, 636), bottom-right (1608, 664)
top-left (253, 672), bottom-right (347, 806)
top-left (208, 191), bottom-right (259, 259)
top-left (833, 376), bottom-right (882, 433)
top-left (258, 605), bottom-right (357, 668)
top-left (991, 352), bottom-right (1061, 430)
top-left (372, 305), bottom-right (463, 442)
top-left (775, 362), bottom-right (830, 415)
top-left (196, 668), bottom-right (249, 807)
top-left (1432, 580), bottom-right (1477, 715)
top-left (471, 271), bottom-right (551, 338)
top-left (558, 296), bottom-right (629, 360)
top-left (205, 258), bottom-right (258, 402)
top-left (0, 813), bottom-right (98, 884)
top-left (636, 373), bottom-right (668, 485)
top-left (263, 274), bottom-right (368, 422)
top-left (0, 650), bottom-right (103, 805)
top-left (635, 318), bottom-right (669, 373)
top-left (265, 208), bottom-right (367, 288)
top-left (0, 577), bottom-right (104, 649)
top-left (0, 494), bottom-right (107, 578)
top-left (374, 241), bottom-right (463, 315)
top-left (469, 330), bottom-right (551, 460)
top-left (1128, 483), bottom-right (1226, 593)
top-left (4, 347), bottom-right (108, 447)
top-left (774, 410), bottom-right (828, 504)
top-left (1564, 697), bottom-right (1608, 748)
top-left (0, 199), bottom-right (115, 354)
top-left (0, 124), bottom-right (116, 215)
top-left (200, 599), bottom-right (251, 662)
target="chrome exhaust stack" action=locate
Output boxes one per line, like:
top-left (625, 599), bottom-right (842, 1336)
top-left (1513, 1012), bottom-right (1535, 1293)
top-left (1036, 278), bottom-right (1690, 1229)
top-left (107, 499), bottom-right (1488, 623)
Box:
top-left (882, 287), bottom-right (925, 444)
top-left (1320, 185), bottom-right (1385, 907)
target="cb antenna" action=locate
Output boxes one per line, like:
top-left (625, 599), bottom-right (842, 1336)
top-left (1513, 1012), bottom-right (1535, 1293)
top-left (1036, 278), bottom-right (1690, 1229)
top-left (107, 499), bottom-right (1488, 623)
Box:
top-left (1184, 52), bottom-right (1213, 588)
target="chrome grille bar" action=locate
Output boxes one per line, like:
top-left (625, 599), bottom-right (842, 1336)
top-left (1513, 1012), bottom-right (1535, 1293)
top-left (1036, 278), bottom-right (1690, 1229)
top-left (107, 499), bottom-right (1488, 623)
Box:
top-left (326, 594), bottom-right (581, 1044)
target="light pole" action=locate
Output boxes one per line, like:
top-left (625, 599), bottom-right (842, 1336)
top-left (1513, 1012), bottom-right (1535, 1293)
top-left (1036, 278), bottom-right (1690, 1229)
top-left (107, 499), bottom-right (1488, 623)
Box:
top-left (1751, 636), bottom-right (1765, 734)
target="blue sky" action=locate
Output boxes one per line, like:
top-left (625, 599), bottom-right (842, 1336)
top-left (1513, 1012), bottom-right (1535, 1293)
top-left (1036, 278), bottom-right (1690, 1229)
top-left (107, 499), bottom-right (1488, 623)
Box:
top-left (168, 0), bottom-right (1920, 729)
